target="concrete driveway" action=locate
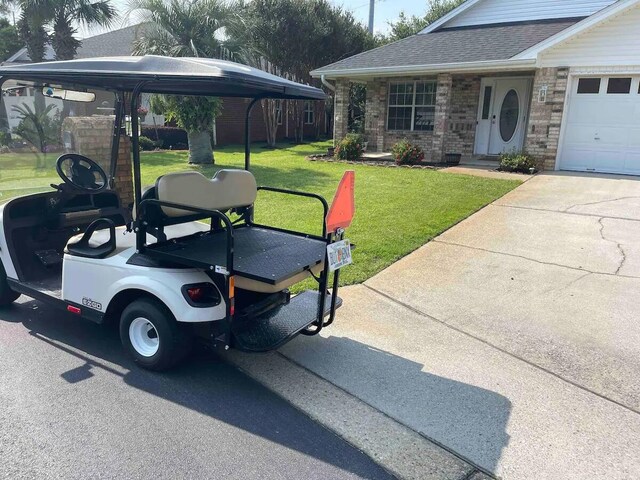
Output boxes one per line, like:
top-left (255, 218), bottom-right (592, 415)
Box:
top-left (263, 172), bottom-right (640, 479)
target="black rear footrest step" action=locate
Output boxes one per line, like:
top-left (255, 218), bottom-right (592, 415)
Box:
top-left (231, 290), bottom-right (342, 352)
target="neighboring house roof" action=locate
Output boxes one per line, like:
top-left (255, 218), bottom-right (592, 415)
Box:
top-left (312, 19), bottom-right (580, 76)
top-left (75, 24), bottom-right (149, 59)
top-left (1, 24), bottom-right (148, 65)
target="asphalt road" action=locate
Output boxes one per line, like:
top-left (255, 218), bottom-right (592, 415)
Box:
top-left (0, 297), bottom-right (394, 480)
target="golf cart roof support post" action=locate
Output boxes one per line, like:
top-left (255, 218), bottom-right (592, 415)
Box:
top-left (244, 97), bottom-right (262, 171)
top-left (131, 82), bottom-right (147, 252)
top-left (109, 92), bottom-right (125, 188)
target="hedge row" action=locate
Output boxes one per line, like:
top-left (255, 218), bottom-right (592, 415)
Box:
top-left (141, 126), bottom-right (188, 149)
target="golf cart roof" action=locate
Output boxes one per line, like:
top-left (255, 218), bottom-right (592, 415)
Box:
top-left (0, 55), bottom-right (326, 100)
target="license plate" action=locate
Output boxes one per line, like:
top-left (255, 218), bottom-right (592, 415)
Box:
top-left (327, 240), bottom-right (353, 272)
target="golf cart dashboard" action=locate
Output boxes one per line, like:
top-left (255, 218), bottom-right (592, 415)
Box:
top-left (6, 190), bottom-right (126, 230)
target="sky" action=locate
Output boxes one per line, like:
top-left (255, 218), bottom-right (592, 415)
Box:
top-left (72, 0), bottom-right (427, 38)
top-left (332, 0), bottom-right (426, 33)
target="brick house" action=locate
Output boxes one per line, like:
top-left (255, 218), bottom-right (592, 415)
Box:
top-left (313, 0), bottom-right (640, 175)
top-left (3, 24), bottom-right (327, 145)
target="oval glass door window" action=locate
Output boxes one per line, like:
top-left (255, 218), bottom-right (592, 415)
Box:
top-left (499, 89), bottom-right (520, 142)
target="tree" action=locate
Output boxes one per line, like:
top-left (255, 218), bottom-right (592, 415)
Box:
top-left (150, 95), bottom-right (221, 164)
top-left (12, 102), bottom-right (61, 167)
top-left (0, 18), bottom-right (22, 61)
top-left (237, 0), bottom-right (375, 142)
top-left (385, 0), bottom-right (466, 42)
top-left (49, 0), bottom-right (117, 60)
top-left (129, 0), bottom-right (235, 163)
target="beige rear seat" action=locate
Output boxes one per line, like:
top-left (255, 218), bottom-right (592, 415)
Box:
top-left (155, 170), bottom-right (324, 293)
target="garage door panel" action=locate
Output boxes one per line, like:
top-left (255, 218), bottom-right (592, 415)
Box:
top-left (563, 127), bottom-right (598, 144)
top-left (629, 128), bottom-right (640, 147)
top-left (597, 126), bottom-right (631, 146)
top-left (593, 149), bottom-right (626, 171)
top-left (560, 75), bottom-right (640, 175)
top-left (597, 103), bottom-right (636, 126)
top-left (623, 152), bottom-right (640, 174)
top-left (561, 147), bottom-right (596, 170)
top-left (632, 105), bottom-right (640, 125)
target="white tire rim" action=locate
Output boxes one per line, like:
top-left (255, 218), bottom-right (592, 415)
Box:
top-left (129, 317), bottom-right (160, 357)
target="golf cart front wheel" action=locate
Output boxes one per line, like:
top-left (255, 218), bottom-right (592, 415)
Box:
top-left (119, 298), bottom-right (193, 371)
top-left (0, 260), bottom-right (20, 306)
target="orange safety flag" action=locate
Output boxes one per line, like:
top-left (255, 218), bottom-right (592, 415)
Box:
top-left (326, 170), bottom-right (355, 233)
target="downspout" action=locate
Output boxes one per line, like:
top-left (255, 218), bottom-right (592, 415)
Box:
top-left (320, 74), bottom-right (335, 93)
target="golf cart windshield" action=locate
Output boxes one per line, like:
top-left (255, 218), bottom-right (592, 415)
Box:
top-left (0, 81), bottom-right (118, 203)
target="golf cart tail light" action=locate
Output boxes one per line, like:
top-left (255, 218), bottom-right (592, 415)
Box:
top-left (181, 283), bottom-right (221, 307)
top-left (230, 299), bottom-right (235, 317)
top-left (67, 305), bottom-right (81, 314)
top-left (186, 287), bottom-right (204, 302)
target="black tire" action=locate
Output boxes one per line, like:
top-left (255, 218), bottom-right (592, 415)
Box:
top-left (119, 297), bottom-right (193, 371)
top-left (0, 260), bottom-right (20, 306)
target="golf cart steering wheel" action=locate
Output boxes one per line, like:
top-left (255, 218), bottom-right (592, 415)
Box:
top-left (56, 154), bottom-right (108, 192)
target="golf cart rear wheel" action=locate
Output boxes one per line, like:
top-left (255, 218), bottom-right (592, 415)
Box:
top-left (119, 297), bottom-right (193, 371)
top-left (0, 260), bottom-right (20, 306)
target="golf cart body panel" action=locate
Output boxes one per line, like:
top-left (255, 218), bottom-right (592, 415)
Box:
top-left (62, 242), bottom-right (227, 323)
top-left (0, 204), bottom-right (18, 280)
top-left (0, 55), bottom-right (355, 370)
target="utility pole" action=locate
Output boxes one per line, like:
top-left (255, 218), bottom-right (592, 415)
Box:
top-left (368, 0), bottom-right (375, 34)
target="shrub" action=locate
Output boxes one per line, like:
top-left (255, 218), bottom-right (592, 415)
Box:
top-left (0, 131), bottom-right (10, 146)
top-left (140, 126), bottom-right (188, 149)
top-left (171, 142), bottom-right (189, 150)
top-left (138, 136), bottom-right (157, 151)
top-left (335, 133), bottom-right (364, 161)
top-left (499, 151), bottom-right (537, 173)
top-left (392, 140), bottom-right (425, 165)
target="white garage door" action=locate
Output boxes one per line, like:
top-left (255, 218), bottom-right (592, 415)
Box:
top-left (559, 76), bottom-right (640, 175)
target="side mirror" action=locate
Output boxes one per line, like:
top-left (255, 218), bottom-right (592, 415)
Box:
top-left (43, 87), bottom-right (96, 103)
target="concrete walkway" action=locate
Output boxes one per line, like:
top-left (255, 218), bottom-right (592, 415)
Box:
top-left (231, 172), bottom-right (640, 479)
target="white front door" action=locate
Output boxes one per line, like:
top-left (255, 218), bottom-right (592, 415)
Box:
top-left (474, 77), bottom-right (532, 156)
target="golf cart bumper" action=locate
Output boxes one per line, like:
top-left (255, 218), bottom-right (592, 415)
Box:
top-left (230, 290), bottom-right (342, 352)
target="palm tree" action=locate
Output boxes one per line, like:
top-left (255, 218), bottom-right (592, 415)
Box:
top-left (49, 0), bottom-right (117, 60)
top-left (5, 0), bottom-right (116, 119)
top-left (13, 0), bottom-right (49, 64)
top-left (128, 0), bottom-right (237, 164)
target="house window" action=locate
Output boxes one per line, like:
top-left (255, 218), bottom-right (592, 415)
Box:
top-left (304, 101), bottom-right (314, 124)
top-left (481, 86), bottom-right (492, 119)
top-left (275, 100), bottom-right (283, 125)
top-left (607, 78), bottom-right (632, 94)
top-left (387, 81), bottom-right (436, 131)
top-left (577, 78), bottom-right (600, 94)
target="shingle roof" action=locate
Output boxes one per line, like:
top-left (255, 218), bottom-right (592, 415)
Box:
top-left (75, 24), bottom-right (149, 59)
top-left (313, 19), bottom-right (582, 74)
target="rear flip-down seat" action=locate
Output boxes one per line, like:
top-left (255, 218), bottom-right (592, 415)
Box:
top-left (146, 170), bottom-right (325, 293)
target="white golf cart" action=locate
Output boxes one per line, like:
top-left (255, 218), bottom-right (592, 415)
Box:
top-left (0, 56), bottom-right (354, 370)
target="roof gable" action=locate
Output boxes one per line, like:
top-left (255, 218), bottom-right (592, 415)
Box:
top-left (421, 0), bottom-right (617, 33)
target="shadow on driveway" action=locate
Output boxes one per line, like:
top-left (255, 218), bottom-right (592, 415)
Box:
top-left (1, 300), bottom-right (394, 480)
top-left (281, 334), bottom-right (512, 474)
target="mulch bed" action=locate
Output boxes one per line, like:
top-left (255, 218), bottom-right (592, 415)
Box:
top-left (307, 154), bottom-right (443, 169)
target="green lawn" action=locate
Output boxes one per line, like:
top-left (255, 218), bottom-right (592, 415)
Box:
top-left (0, 141), bottom-right (521, 286)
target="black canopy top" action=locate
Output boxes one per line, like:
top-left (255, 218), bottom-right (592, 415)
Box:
top-left (0, 55), bottom-right (326, 100)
